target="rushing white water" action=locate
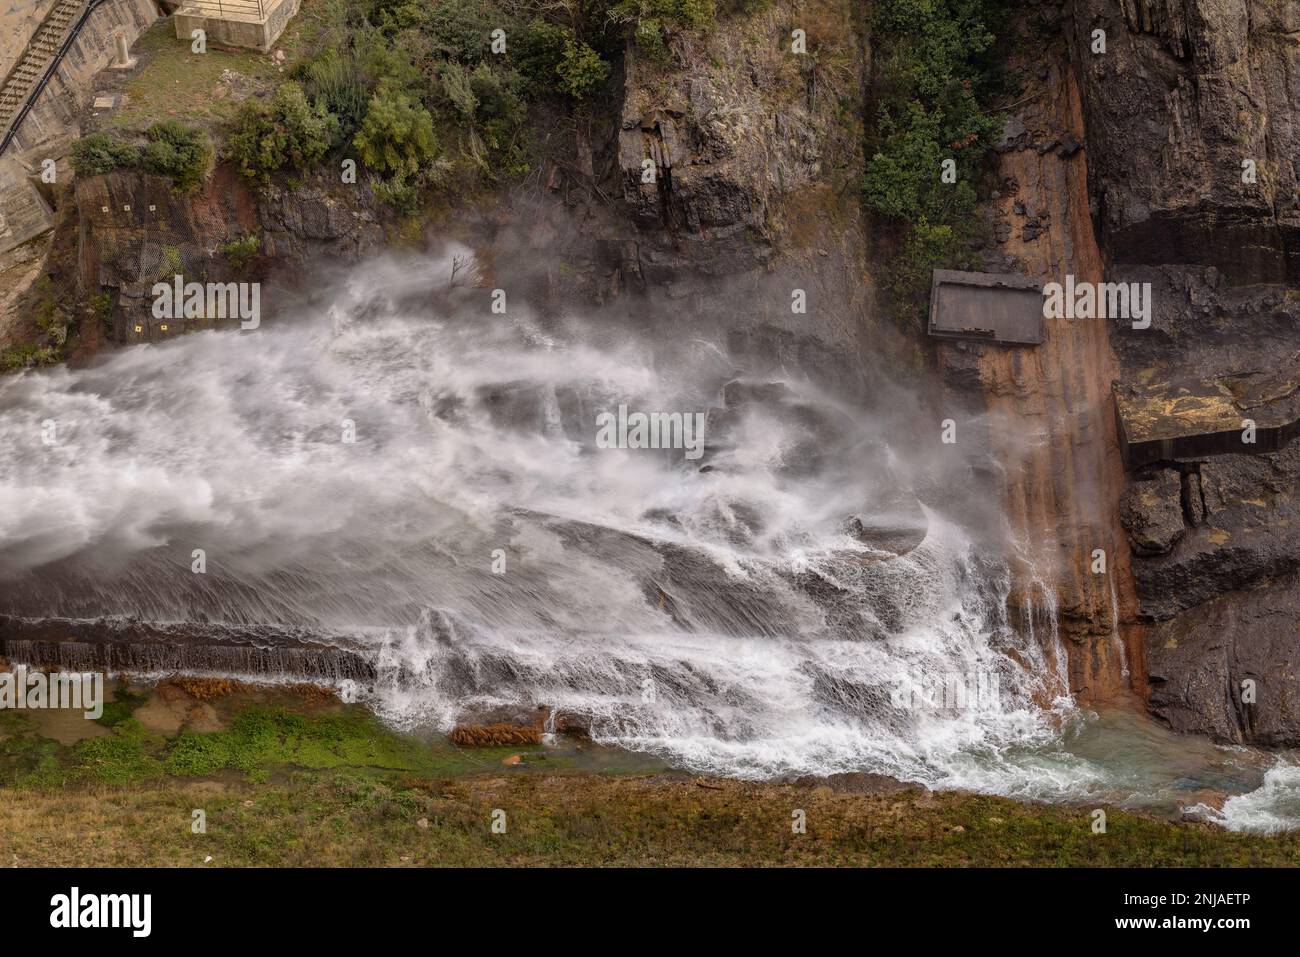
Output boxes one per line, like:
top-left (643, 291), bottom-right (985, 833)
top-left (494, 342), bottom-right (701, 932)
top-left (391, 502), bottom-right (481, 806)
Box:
top-left (1210, 760), bottom-right (1300, 833)
top-left (0, 246), bottom-right (1291, 824)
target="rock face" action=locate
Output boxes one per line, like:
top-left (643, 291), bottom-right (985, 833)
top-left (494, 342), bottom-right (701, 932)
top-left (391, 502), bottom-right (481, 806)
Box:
top-left (1121, 469), bottom-right (1186, 555)
top-left (74, 165), bottom-right (382, 337)
top-left (935, 9), bottom-right (1141, 703)
top-left (1147, 572), bottom-right (1300, 746)
top-left (615, 24), bottom-right (828, 279)
top-left (1063, 0), bottom-right (1300, 738)
top-left (1068, 0), bottom-right (1300, 283)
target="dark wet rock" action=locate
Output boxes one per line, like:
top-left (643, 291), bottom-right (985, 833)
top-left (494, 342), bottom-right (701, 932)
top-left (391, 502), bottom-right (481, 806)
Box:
top-left (1127, 449), bottom-right (1300, 620)
top-left (1147, 571), bottom-right (1300, 746)
top-left (75, 165), bottom-right (381, 335)
top-left (993, 116), bottom-right (1027, 152)
top-left (550, 711), bottom-right (592, 740)
top-left (843, 495), bottom-right (928, 558)
top-left (1120, 470), bottom-right (1185, 555)
top-left (1068, 0), bottom-right (1300, 283)
top-left (721, 379), bottom-right (795, 409)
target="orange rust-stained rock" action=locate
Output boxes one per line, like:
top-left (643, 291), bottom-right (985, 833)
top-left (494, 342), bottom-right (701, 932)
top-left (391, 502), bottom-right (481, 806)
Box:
top-left (449, 723), bottom-right (542, 748)
top-left (935, 31), bottom-right (1144, 705)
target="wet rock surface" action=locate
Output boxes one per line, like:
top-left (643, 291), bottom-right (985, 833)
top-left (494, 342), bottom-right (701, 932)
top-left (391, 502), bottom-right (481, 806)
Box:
top-left (1121, 469), bottom-right (1186, 555)
top-left (1063, 0), bottom-right (1300, 739)
top-left (1068, 0), bottom-right (1300, 283)
top-left (1147, 571), bottom-right (1300, 746)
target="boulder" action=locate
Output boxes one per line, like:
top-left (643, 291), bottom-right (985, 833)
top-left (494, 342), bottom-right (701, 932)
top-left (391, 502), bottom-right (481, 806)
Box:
top-left (1147, 572), bottom-right (1300, 746)
top-left (1120, 470), bottom-right (1185, 555)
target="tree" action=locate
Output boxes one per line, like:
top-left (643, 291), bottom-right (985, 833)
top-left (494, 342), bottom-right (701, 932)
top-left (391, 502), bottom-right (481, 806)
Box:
top-left (69, 132), bottom-right (139, 175)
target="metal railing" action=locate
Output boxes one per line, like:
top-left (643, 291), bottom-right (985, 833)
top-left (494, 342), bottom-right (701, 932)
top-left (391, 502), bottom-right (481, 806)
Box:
top-left (0, 0), bottom-right (107, 159)
top-left (183, 0), bottom-right (267, 19)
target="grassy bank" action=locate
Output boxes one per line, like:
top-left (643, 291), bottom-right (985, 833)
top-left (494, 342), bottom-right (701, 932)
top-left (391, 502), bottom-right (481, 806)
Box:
top-left (3, 678), bottom-right (1300, 866)
top-left (7, 764), bottom-right (1300, 867)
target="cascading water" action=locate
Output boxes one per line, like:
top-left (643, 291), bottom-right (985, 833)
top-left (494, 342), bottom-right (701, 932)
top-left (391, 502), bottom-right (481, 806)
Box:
top-left (0, 246), bottom-right (1291, 822)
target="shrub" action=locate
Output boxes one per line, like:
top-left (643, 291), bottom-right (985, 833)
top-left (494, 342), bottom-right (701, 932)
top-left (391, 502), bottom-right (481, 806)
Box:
top-left (1, 343), bottom-right (59, 372)
top-left (610, 0), bottom-right (717, 60)
top-left (514, 18), bottom-right (569, 92)
top-left (438, 62), bottom-right (479, 120)
top-left (218, 233), bottom-right (261, 271)
top-left (884, 217), bottom-right (978, 314)
top-left (469, 63), bottom-right (525, 127)
top-left (422, 0), bottom-right (501, 63)
top-left (864, 101), bottom-right (980, 223)
top-left (355, 28), bottom-right (424, 93)
top-left (610, 0), bottom-right (716, 32)
top-left (372, 170), bottom-right (421, 212)
top-left (140, 121), bottom-right (213, 191)
top-left (556, 39), bottom-right (609, 99)
top-left (69, 132), bottom-right (138, 175)
top-left (353, 86), bottom-right (438, 177)
top-left (294, 50), bottom-right (368, 144)
top-left (225, 82), bottom-right (337, 184)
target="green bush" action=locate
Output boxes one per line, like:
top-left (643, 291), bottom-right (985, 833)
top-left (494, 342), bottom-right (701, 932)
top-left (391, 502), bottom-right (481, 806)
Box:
top-left (355, 27), bottom-right (424, 93)
top-left (610, 0), bottom-right (716, 60)
top-left (294, 49), bottom-right (368, 144)
top-left (514, 18), bottom-right (570, 91)
top-left (69, 132), bottom-right (138, 175)
top-left (373, 170), bottom-right (422, 212)
top-left (224, 82), bottom-right (338, 184)
top-left (864, 101), bottom-right (980, 223)
top-left (469, 63), bottom-right (525, 126)
top-left (218, 233), bottom-right (262, 271)
top-left (140, 121), bottom-right (213, 192)
top-left (1, 343), bottom-right (59, 372)
top-left (610, 0), bottom-right (716, 32)
top-left (438, 61), bottom-right (479, 120)
top-left (353, 86), bottom-right (439, 177)
top-left (422, 0), bottom-right (501, 63)
top-left (556, 39), bottom-right (609, 99)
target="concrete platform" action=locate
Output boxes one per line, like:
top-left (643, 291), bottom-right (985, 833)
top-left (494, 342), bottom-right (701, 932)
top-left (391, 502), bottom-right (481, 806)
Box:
top-left (173, 0), bottom-right (298, 52)
top-left (1114, 367), bottom-right (1300, 468)
top-left (928, 269), bottom-right (1044, 345)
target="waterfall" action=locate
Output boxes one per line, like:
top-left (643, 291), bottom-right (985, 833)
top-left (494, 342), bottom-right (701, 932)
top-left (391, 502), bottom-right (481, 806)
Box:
top-left (0, 245), bottom-right (1112, 794)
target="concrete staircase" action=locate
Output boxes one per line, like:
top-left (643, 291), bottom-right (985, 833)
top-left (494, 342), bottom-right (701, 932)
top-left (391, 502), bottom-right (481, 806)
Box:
top-left (0, 0), bottom-right (85, 137)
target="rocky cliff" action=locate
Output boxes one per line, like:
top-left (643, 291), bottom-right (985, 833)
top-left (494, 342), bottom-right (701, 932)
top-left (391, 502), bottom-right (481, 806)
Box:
top-left (1064, 0), bottom-right (1300, 742)
top-left (72, 164), bottom-right (382, 338)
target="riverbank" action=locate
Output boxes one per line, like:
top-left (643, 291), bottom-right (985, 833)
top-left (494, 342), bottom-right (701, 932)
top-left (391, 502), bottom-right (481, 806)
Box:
top-left (4, 676), bottom-right (1300, 866)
